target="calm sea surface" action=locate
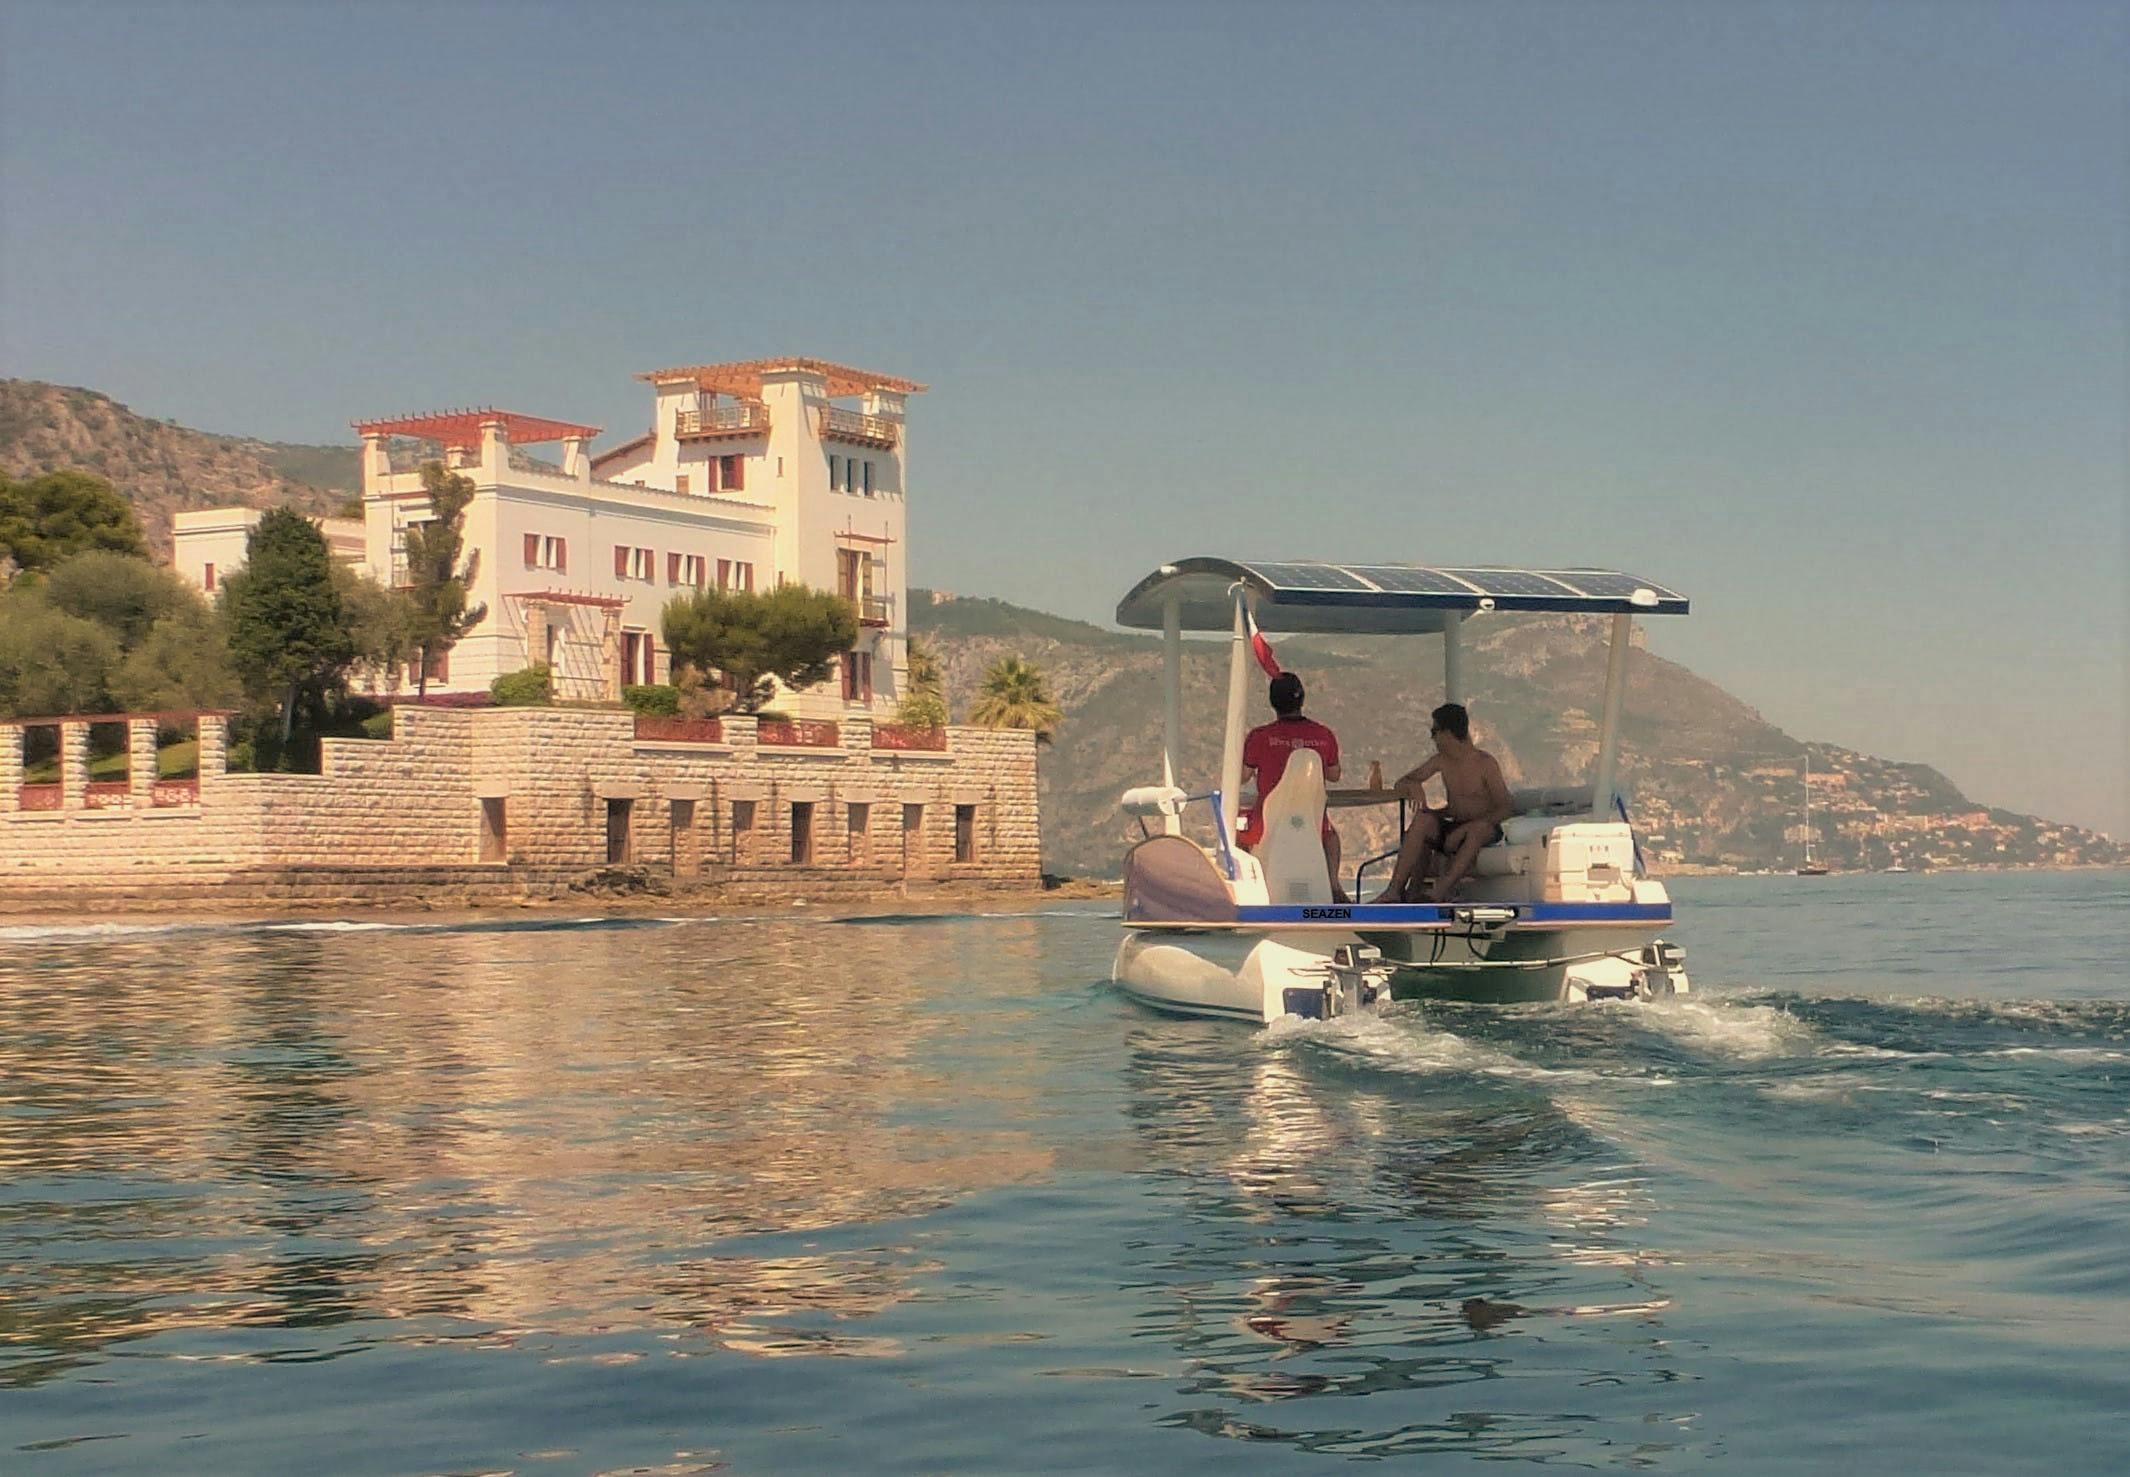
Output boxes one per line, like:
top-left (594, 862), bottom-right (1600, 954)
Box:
top-left (2, 871), bottom-right (2126, 1474)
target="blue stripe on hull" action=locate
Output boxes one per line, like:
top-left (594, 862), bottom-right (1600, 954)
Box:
top-left (1228, 901), bottom-right (1672, 927)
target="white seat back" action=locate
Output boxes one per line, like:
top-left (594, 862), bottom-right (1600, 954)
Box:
top-left (1257, 748), bottom-right (1331, 904)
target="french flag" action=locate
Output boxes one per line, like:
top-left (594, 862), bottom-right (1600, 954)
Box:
top-left (1245, 607), bottom-right (1282, 678)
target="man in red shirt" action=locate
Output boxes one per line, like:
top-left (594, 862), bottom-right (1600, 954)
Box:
top-left (1239, 672), bottom-right (1346, 900)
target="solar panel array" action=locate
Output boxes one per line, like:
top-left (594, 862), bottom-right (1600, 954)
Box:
top-left (1538, 570), bottom-right (1687, 602)
top-left (1440, 569), bottom-right (1581, 598)
top-left (1341, 565), bottom-right (1481, 595)
top-left (1226, 563), bottom-right (1688, 604)
top-left (1235, 561), bottom-right (1377, 592)
top-left (1115, 557), bottom-right (1688, 631)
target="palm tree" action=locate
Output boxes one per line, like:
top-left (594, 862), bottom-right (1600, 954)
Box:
top-left (968, 653), bottom-right (1062, 744)
top-left (896, 633), bottom-right (949, 730)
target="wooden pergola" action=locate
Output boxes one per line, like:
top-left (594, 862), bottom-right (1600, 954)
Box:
top-left (636, 358), bottom-right (927, 399)
top-left (352, 409), bottom-right (603, 448)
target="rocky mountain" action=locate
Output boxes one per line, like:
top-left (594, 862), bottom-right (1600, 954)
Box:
top-left (0, 380), bottom-right (357, 556)
top-left (911, 590), bottom-right (2127, 878)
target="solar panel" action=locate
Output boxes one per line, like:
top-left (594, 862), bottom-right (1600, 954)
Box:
top-left (1442, 569), bottom-right (1580, 599)
top-left (1239, 561), bottom-right (1375, 592)
top-left (1541, 570), bottom-right (1684, 602)
top-left (1343, 565), bottom-right (1481, 595)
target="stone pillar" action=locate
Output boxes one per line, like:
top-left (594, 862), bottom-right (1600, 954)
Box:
top-left (561, 434), bottom-right (590, 482)
top-left (361, 432), bottom-right (390, 494)
top-left (524, 604), bottom-right (549, 673)
top-left (0, 722), bottom-right (19, 814)
top-left (845, 717), bottom-right (873, 755)
top-left (479, 418), bottom-right (508, 478)
top-left (129, 717), bottom-right (158, 800)
top-left (600, 607), bottom-right (622, 702)
top-left (198, 713), bottom-right (229, 784)
top-left (60, 720), bottom-right (89, 809)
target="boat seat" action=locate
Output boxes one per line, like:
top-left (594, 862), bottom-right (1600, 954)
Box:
top-left (1470, 813), bottom-right (1568, 877)
top-left (1256, 748), bottom-right (1332, 905)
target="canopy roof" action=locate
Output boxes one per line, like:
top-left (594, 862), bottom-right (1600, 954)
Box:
top-left (352, 408), bottom-right (601, 446)
top-left (1117, 557), bottom-right (1689, 635)
top-left (638, 358), bottom-right (927, 399)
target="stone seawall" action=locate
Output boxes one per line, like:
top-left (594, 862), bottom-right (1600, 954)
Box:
top-left (0, 708), bottom-right (1040, 909)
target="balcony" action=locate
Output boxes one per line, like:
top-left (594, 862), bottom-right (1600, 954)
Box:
top-left (855, 594), bottom-right (891, 627)
top-left (873, 724), bottom-right (946, 752)
top-left (633, 715), bottom-right (724, 745)
top-left (757, 718), bottom-right (840, 749)
top-left (822, 406), bottom-right (898, 448)
top-left (675, 402), bottom-right (770, 440)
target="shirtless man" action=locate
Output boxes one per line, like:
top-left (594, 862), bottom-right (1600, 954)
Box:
top-left (1376, 702), bottom-right (1512, 903)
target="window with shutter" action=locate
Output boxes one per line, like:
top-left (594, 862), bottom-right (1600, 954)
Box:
top-left (721, 454), bottom-right (744, 491)
top-left (616, 545), bottom-right (630, 577)
top-left (554, 539), bottom-right (567, 574)
top-left (667, 552), bottom-right (681, 584)
top-left (525, 533), bottom-right (540, 566)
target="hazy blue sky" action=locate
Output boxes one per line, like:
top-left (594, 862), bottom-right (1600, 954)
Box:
top-left (4, 1), bottom-right (2124, 836)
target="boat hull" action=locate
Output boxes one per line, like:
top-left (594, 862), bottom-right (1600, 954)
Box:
top-left (1116, 921), bottom-right (1688, 1018)
top-left (1112, 929), bottom-right (1389, 1023)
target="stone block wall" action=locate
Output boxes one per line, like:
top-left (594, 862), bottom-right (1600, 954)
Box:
top-left (0, 706), bottom-right (1040, 907)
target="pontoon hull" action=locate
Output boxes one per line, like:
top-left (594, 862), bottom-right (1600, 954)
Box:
top-left (1116, 922), bottom-right (1688, 1018)
top-left (1112, 930), bottom-right (1388, 1024)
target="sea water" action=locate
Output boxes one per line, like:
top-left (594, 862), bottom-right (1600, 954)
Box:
top-left (0, 870), bottom-right (2124, 1473)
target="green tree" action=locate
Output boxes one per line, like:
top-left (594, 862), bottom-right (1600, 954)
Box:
top-left (967, 654), bottom-right (1062, 744)
top-left (220, 508), bottom-right (355, 743)
top-left (40, 549), bottom-right (197, 646)
top-left (0, 587), bottom-right (118, 717)
top-left (336, 566), bottom-right (420, 693)
top-left (0, 471), bottom-right (148, 575)
top-left (108, 608), bottom-right (243, 713)
top-left (896, 633), bottom-right (948, 730)
top-left (661, 584), bottom-right (858, 713)
top-left (401, 463), bottom-right (487, 695)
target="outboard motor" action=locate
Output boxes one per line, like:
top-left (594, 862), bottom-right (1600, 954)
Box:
top-left (1283, 944), bottom-right (1390, 1018)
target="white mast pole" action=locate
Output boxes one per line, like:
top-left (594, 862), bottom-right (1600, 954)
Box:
top-left (1161, 596), bottom-right (1183, 835)
top-left (1589, 612), bottom-right (1633, 820)
top-left (1442, 611), bottom-right (1465, 705)
top-left (1218, 586), bottom-right (1252, 848)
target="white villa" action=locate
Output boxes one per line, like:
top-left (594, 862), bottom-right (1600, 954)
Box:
top-left (172, 357), bottom-right (921, 720)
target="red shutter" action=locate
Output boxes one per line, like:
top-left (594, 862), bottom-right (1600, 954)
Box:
top-left (616, 545), bottom-right (629, 577)
top-left (554, 539), bottom-right (566, 574)
top-left (645, 632), bottom-right (657, 683)
top-left (524, 533), bottom-right (539, 566)
top-left (667, 552), bottom-right (681, 584)
top-left (723, 454), bottom-right (744, 491)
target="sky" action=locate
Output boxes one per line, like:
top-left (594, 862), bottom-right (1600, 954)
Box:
top-left (3, 0), bottom-right (2125, 837)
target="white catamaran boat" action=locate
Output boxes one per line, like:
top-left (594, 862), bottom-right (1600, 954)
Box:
top-left (1110, 557), bottom-right (1693, 1023)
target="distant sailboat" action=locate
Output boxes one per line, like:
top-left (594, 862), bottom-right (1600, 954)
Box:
top-left (1797, 755), bottom-right (1830, 875)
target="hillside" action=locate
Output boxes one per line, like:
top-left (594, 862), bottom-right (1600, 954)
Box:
top-left (0, 380), bottom-right (357, 555)
top-left (911, 590), bottom-right (2126, 877)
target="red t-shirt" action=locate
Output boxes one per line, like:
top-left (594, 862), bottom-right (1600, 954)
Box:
top-left (1239, 716), bottom-right (1339, 846)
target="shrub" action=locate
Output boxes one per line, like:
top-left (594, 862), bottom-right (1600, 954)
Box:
top-left (622, 683), bottom-right (680, 716)
top-left (360, 710), bottom-right (393, 739)
top-left (490, 665), bottom-right (553, 706)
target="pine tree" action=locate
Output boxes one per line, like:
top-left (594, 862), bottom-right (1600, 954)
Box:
top-left (401, 463), bottom-right (487, 695)
top-left (220, 508), bottom-right (355, 744)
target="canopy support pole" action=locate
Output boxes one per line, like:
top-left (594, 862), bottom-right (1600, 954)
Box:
top-left (1218, 588), bottom-right (1251, 854)
top-left (1590, 613), bottom-right (1632, 819)
top-left (1161, 596), bottom-right (1183, 834)
top-left (1442, 612), bottom-right (1465, 705)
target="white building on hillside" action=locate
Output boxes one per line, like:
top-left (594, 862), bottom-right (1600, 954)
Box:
top-left (173, 358), bottom-right (922, 719)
